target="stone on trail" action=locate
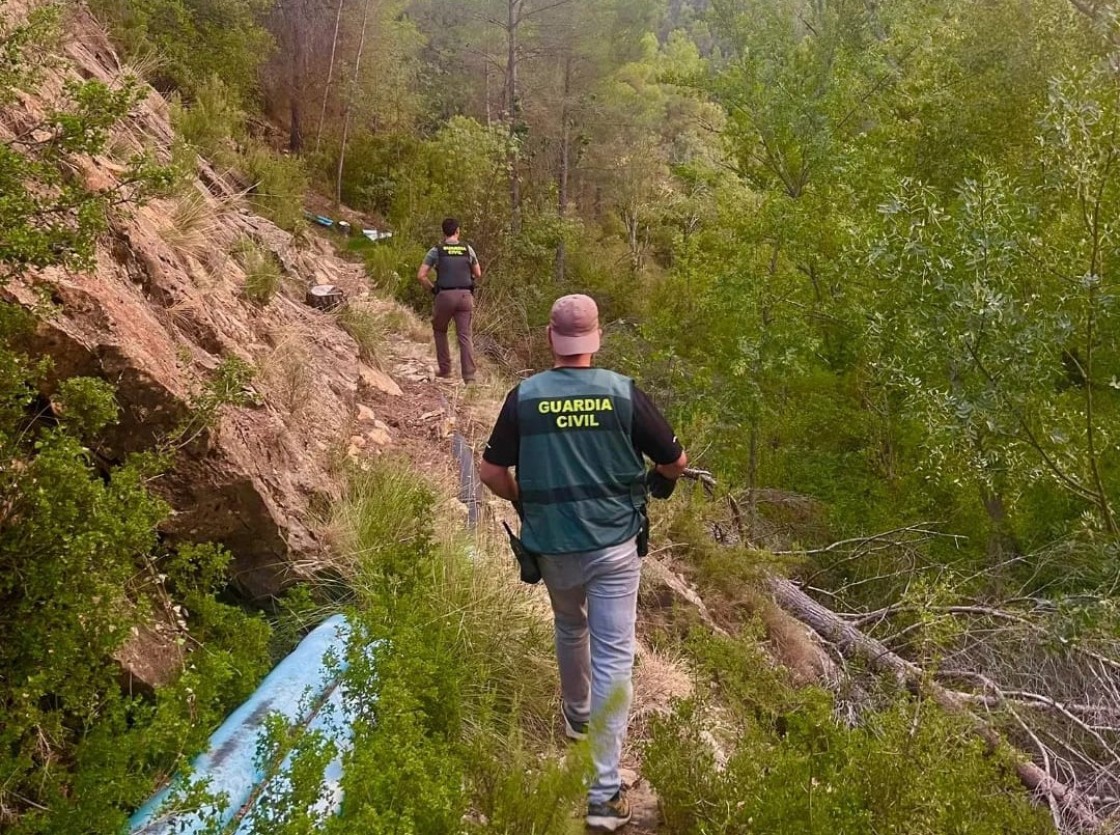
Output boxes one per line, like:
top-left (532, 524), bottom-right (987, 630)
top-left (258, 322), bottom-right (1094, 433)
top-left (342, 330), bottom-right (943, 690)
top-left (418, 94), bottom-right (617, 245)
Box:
top-left (367, 424), bottom-right (393, 447)
top-left (359, 363), bottom-right (403, 397)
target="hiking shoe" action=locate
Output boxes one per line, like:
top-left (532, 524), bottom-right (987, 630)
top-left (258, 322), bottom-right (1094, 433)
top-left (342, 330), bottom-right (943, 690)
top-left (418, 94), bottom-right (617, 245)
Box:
top-left (562, 702), bottom-right (588, 741)
top-left (586, 790), bottom-right (631, 831)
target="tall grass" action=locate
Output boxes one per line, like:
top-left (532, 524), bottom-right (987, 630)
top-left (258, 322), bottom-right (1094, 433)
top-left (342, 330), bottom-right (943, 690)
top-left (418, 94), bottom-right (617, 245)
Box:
top-left (234, 237), bottom-right (282, 304)
top-left (161, 186), bottom-right (219, 264)
top-left (241, 146), bottom-right (308, 234)
top-left (168, 76), bottom-right (308, 234)
top-left (336, 302), bottom-right (423, 364)
top-left (326, 462), bottom-right (591, 832)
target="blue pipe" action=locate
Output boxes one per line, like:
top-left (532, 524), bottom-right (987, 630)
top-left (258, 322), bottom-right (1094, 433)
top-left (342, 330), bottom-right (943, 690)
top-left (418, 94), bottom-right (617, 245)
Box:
top-left (231, 682), bottom-right (356, 832)
top-left (128, 615), bottom-right (351, 835)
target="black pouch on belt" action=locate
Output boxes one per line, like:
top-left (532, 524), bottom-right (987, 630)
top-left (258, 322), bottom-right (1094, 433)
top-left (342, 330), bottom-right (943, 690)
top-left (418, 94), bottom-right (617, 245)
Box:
top-left (637, 507), bottom-right (650, 558)
top-left (502, 521), bottom-right (542, 585)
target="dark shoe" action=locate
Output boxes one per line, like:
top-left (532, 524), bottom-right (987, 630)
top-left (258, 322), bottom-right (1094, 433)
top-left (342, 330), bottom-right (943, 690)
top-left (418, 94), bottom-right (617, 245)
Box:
top-left (562, 701), bottom-right (588, 741)
top-left (586, 790), bottom-right (631, 831)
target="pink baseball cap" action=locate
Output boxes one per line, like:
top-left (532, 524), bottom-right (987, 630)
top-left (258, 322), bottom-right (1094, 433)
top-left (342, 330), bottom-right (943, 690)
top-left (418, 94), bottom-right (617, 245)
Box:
top-left (549, 294), bottom-right (601, 356)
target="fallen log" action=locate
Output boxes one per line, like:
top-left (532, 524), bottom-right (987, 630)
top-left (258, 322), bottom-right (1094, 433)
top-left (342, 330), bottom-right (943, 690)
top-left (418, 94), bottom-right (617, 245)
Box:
top-left (768, 575), bottom-right (1105, 833)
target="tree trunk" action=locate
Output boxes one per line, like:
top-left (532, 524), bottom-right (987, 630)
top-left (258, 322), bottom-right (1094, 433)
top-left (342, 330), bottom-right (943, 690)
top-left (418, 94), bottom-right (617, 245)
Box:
top-left (768, 575), bottom-right (1104, 832)
top-left (336, 0), bottom-right (373, 208)
top-left (747, 421), bottom-right (759, 531)
top-left (290, 96), bottom-right (304, 154)
top-left (507, 0), bottom-right (523, 236)
top-left (288, 0), bottom-right (306, 154)
top-left (555, 54), bottom-right (572, 283)
top-left (980, 486), bottom-right (1020, 565)
top-left (624, 209), bottom-right (640, 270)
top-left (314, 0), bottom-right (347, 156)
top-left (485, 61), bottom-right (492, 126)
top-left (1081, 282), bottom-right (1118, 535)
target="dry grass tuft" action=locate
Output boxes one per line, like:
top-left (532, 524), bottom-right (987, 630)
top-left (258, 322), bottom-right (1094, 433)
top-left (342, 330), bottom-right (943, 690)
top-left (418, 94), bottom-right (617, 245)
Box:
top-left (121, 46), bottom-right (165, 85)
top-left (105, 124), bottom-right (137, 163)
top-left (234, 237), bottom-right (283, 304)
top-left (260, 329), bottom-right (315, 421)
top-left (161, 186), bottom-right (221, 264)
top-left (336, 298), bottom-right (429, 366)
top-left (631, 643), bottom-right (693, 732)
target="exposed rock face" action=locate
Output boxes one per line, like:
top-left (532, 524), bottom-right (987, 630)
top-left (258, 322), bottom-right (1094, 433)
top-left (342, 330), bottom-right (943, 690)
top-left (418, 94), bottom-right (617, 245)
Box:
top-left (1, 6), bottom-right (388, 599)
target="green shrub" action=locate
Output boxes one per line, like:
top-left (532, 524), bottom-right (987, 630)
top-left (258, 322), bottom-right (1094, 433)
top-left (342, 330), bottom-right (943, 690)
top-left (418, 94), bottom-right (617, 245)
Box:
top-left (330, 132), bottom-right (423, 217)
top-left (89, 0), bottom-right (273, 101)
top-left (242, 145), bottom-right (309, 233)
top-left (384, 117), bottom-right (510, 257)
top-left (235, 237), bottom-right (283, 304)
top-left (465, 718), bottom-right (591, 835)
top-left (305, 462), bottom-right (587, 833)
top-left (162, 543), bottom-right (273, 707)
top-left (357, 238), bottom-right (427, 299)
top-left (644, 631), bottom-right (1054, 835)
top-left (0, 325), bottom-right (271, 833)
top-left (170, 74), bottom-right (245, 159)
top-left (172, 354), bottom-right (256, 448)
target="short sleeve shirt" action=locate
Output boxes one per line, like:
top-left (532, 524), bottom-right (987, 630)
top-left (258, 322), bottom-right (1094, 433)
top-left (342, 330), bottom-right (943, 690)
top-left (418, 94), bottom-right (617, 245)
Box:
top-left (483, 372), bottom-right (682, 468)
top-left (423, 243), bottom-right (479, 268)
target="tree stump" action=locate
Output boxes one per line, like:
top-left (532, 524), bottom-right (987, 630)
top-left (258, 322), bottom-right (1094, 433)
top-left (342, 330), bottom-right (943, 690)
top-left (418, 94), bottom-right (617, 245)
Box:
top-left (306, 284), bottom-right (346, 312)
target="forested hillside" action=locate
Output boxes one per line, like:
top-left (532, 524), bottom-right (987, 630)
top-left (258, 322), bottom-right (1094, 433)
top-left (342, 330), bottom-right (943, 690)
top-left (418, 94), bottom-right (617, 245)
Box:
top-left (4, 0), bottom-right (1120, 832)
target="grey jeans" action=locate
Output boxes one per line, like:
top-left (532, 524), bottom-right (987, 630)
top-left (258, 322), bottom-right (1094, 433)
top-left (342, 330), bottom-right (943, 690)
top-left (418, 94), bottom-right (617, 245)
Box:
top-left (538, 537), bottom-right (640, 804)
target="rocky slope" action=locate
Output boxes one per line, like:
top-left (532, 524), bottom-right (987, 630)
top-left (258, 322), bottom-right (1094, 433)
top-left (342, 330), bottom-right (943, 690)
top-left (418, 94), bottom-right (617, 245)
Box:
top-left (2, 4), bottom-right (403, 602)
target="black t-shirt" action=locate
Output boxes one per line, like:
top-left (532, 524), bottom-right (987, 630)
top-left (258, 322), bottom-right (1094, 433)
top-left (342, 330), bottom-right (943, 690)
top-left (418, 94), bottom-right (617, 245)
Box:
top-left (483, 372), bottom-right (683, 468)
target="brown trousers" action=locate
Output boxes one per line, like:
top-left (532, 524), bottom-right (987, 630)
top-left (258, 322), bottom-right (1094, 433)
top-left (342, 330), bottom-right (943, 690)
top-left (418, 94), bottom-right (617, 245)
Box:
top-left (432, 289), bottom-right (476, 380)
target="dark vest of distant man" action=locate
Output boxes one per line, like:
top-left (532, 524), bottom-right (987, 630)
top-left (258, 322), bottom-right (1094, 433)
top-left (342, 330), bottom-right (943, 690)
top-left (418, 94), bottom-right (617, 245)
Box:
top-left (435, 243), bottom-right (475, 291)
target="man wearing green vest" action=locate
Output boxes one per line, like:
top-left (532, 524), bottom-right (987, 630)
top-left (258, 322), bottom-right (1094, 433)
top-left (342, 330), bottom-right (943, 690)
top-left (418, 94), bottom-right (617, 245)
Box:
top-left (480, 294), bottom-right (688, 831)
top-left (417, 218), bottom-right (482, 382)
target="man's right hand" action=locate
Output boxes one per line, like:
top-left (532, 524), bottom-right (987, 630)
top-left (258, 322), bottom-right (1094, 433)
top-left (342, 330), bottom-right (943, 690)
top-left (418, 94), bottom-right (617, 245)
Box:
top-left (647, 468), bottom-right (677, 500)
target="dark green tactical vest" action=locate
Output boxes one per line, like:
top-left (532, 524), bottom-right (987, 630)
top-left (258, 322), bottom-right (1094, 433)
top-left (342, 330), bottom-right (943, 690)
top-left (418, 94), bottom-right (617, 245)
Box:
top-left (516, 367), bottom-right (646, 554)
top-left (435, 242), bottom-right (474, 290)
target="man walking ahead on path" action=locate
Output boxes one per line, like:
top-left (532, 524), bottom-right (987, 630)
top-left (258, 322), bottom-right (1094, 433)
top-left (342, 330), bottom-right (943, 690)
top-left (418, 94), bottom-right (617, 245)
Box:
top-left (417, 217), bottom-right (482, 382)
top-left (479, 294), bottom-right (687, 832)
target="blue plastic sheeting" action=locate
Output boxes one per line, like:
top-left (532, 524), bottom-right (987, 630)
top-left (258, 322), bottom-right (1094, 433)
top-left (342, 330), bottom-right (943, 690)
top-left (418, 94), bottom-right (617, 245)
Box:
top-left (128, 615), bottom-right (351, 835)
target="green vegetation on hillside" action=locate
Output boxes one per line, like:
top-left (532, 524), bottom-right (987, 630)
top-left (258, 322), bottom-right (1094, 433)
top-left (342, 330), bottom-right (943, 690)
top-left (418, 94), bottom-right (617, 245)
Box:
top-left (0, 6), bottom-right (271, 830)
top-left (645, 631), bottom-right (1052, 834)
top-left (4, 0), bottom-right (1120, 829)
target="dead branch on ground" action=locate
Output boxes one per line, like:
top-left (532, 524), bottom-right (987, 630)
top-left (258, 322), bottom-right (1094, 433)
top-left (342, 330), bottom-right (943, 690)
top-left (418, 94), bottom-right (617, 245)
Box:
top-left (769, 575), bottom-right (1106, 832)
